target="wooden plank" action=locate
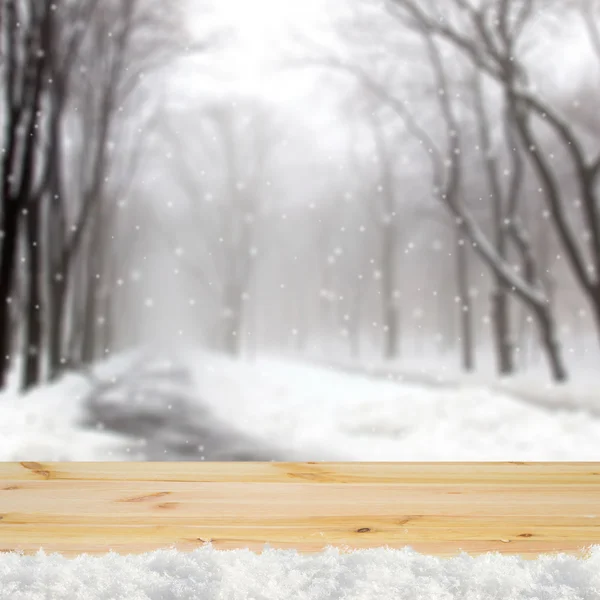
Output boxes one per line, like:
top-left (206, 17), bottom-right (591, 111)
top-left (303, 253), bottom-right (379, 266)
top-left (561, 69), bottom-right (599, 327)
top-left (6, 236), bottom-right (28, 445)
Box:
top-left (0, 462), bottom-right (599, 559)
top-left (2, 461), bottom-right (600, 483)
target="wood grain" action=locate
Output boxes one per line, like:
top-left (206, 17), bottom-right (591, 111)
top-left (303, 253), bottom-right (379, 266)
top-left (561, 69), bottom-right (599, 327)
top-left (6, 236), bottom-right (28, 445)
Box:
top-left (0, 462), bottom-right (598, 558)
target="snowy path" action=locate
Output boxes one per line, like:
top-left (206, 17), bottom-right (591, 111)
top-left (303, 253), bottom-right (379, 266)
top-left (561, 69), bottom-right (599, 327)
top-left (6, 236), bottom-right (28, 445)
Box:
top-left (76, 355), bottom-right (288, 461)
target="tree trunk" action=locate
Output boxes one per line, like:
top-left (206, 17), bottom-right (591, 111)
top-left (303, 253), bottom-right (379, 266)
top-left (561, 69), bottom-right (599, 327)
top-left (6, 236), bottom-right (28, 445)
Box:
top-left (319, 265), bottom-right (334, 352)
top-left (80, 222), bottom-right (104, 365)
top-left (456, 231), bottom-right (475, 372)
top-left (0, 2), bottom-right (51, 388)
top-left (380, 224), bottom-right (399, 361)
top-left (81, 274), bottom-right (99, 365)
top-left (472, 67), bottom-right (516, 377)
top-left (516, 304), bottom-right (531, 370)
top-left (438, 264), bottom-right (455, 354)
top-left (383, 302), bottom-right (399, 360)
top-left (47, 276), bottom-right (67, 380)
top-left (589, 288), bottom-right (600, 362)
top-left (349, 275), bottom-right (363, 361)
top-left (98, 282), bottom-right (114, 360)
top-left (533, 303), bottom-right (568, 382)
top-left (22, 205), bottom-right (43, 390)
top-left (0, 204), bottom-right (21, 387)
top-left (491, 283), bottom-right (514, 376)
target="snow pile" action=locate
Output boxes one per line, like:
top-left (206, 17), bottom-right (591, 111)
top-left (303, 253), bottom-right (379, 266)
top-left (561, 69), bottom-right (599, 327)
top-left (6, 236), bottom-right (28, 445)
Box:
top-left (187, 352), bottom-right (600, 460)
top-left (0, 545), bottom-right (598, 600)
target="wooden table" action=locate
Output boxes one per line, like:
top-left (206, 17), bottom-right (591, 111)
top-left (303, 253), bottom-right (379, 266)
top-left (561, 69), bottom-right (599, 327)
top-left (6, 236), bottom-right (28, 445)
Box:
top-left (0, 462), bottom-right (599, 558)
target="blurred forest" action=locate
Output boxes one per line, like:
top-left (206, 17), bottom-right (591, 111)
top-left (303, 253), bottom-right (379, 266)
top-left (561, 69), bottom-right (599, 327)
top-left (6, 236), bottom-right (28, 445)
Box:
top-left (2, 0), bottom-right (600, 393)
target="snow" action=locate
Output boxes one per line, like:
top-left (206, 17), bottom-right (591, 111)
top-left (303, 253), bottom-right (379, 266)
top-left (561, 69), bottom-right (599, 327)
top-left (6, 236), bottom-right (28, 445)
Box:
top-left (3, 348), bottom-right (600, 461)
top-left (185, 351), bottom-right (600, 460)
top-left (0, 352), bottom-right (142, 462)
top-left (0, 545), bottom-right (599, 600)
top-left (330, 350), bottom-right (600, 416)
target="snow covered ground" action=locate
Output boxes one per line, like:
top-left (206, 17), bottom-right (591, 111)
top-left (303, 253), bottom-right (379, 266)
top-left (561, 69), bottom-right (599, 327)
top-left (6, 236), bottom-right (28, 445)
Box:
top-left (185, 350), bottom-right (600, 460)
top-left (2, 347), bottom-right (600, 461)
top-left (326, 350), bottom-right (600, 417)
top-left (0, 349), bottom-right (285, 462)
top-left (1, 545), bottom-right (599, 600)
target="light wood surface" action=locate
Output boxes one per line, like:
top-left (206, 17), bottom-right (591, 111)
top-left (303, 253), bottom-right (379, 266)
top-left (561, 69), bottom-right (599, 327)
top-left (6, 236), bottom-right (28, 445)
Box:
top-left (0, 462), bottom-right (599, 558)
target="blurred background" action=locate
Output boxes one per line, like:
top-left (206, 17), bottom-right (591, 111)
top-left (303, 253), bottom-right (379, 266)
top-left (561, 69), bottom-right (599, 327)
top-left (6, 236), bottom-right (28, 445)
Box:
top-left (2, 0), bottom-right (600, 461)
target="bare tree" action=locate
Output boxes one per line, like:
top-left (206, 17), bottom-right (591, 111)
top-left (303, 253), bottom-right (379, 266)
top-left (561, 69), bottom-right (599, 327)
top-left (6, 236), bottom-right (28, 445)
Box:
top-left (313, 7), bottom-right (565, 379)
top-left (43, 0), bottom-right (183, 381)
top-left (469, 69), bottom-right (515, 374)
top-left (306, 2), bottom-right (567, 379)
top-left (386, 0), bottom-right (600, 377)
top-left (0, 0), bottom-right (186, 390)
top-left (0, 0), bottom-right (56, 387)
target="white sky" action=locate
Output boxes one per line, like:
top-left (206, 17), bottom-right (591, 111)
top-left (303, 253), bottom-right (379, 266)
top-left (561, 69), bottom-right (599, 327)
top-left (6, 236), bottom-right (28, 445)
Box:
top-left (158, 0), bottom-right (358, 181)
top-left (180, 0), bottom-right (343, 96)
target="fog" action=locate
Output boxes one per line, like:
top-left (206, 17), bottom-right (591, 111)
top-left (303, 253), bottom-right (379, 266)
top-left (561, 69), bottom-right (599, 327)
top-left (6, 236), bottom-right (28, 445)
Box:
top-left (120, 0), bottom-right (600, 380)
top-left (3, 0), bottom-right (600, 462)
